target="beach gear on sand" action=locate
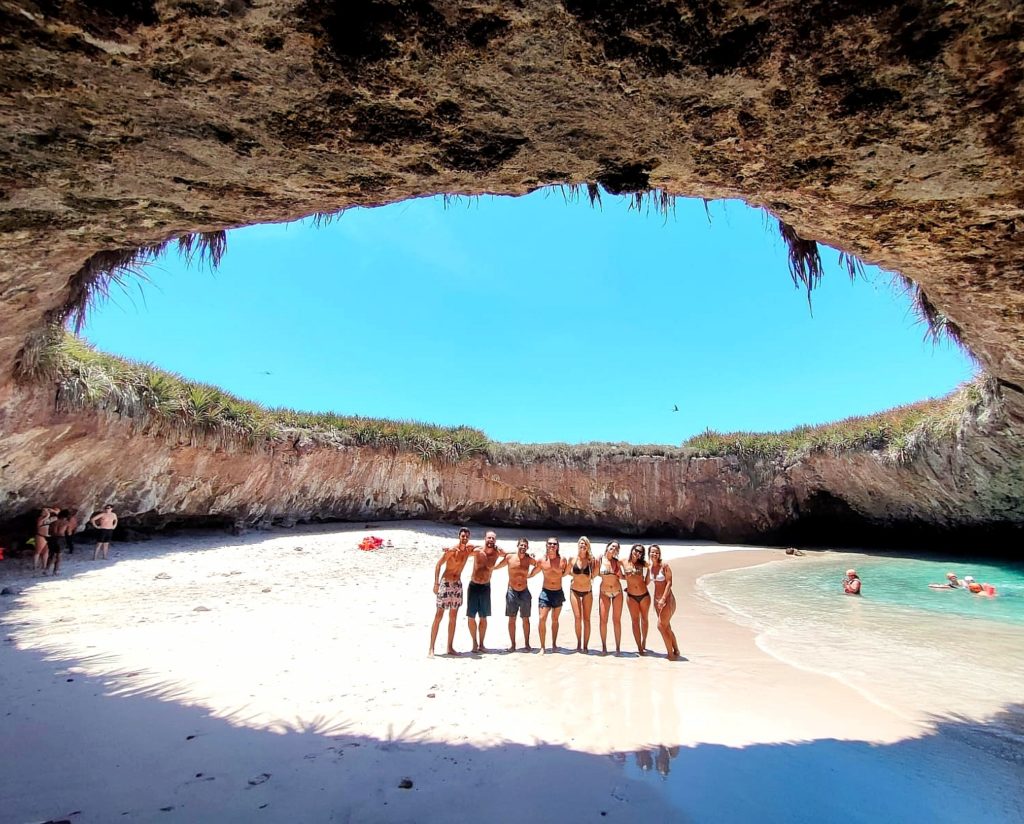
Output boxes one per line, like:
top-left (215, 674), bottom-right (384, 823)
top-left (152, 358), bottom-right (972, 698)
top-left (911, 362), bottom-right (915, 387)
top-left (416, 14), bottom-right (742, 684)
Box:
top-left (358, 536), bottom-right (384, 551)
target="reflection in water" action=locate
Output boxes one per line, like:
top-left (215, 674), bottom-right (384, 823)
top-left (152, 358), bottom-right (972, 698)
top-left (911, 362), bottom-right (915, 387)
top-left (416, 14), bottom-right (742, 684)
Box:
top-left (612, 745), bottom-right (681, 778)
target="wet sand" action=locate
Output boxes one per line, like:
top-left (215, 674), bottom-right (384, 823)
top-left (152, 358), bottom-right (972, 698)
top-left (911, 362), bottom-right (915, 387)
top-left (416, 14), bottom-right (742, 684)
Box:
top-left (1, 522), bottom-right (1020, 823)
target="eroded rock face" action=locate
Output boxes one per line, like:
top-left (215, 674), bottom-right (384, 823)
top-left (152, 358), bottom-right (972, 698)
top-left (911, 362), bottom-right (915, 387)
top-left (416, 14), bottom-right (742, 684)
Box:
top-left (2, 382), bottom-right (1022, 547)
top-left (1, 2), bottom-right (1022, 543)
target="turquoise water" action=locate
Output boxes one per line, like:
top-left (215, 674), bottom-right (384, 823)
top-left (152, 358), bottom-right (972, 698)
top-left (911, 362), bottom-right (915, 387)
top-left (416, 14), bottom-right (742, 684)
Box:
top-left (763, 555), bottom-right (1024, 626)
top-left (700, 553), bottom-right (1024, 730)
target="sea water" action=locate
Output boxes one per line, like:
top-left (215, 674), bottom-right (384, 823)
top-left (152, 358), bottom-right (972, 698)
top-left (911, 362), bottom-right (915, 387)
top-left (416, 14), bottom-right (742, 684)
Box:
top-left (699, 553), bottom-right (1024, 754)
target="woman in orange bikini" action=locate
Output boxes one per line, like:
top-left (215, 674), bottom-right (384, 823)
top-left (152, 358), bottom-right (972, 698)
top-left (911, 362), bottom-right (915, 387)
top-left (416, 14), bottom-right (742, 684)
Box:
top-left (649, 545), bottom-right (680, 660)
top-left (598, 540), bottom-right (624, 654)
top-left (623, 544), bottom-right (651, 655)
top-left (568, 536), bottom-right (597, 653)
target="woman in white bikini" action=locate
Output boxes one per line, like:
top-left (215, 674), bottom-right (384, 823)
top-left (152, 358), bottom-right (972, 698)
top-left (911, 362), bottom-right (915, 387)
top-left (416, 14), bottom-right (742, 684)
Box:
top-left (649, 545), bottom-right (680, 660)
top-left (568, 536), bottom-right (597, 653)
top-left (622, 544), bottom-right (651, 655)
top-left (598, 541), bottom-right (624, 654)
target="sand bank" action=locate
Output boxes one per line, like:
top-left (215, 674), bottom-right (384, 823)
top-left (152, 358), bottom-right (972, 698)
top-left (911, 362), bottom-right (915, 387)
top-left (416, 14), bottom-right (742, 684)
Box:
top-left (1, 522), bottom-right (1020, 823)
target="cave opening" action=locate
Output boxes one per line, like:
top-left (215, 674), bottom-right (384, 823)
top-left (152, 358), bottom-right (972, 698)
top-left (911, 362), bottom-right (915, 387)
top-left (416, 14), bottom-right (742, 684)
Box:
top-left (69, 189), bottom-right (973, 448)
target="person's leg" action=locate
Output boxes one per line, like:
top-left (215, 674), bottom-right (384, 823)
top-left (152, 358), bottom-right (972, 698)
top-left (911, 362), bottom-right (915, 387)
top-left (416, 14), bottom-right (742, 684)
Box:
top-left (627, 596), bottom-right (642, 652)
top-left (508, 615), bottom-right (517, 650)
top-left (66, 533), bottom-right (74, 554)
top-left (102, 541), bottom-right (110, 560)
top-left (429, 607), bottom-right (445, 656)
top-left (599, 594), bottom-right (610, 653)
top-left (550, 605), bottom-right (561, 650)
top-left (52, 550), bottom-right (61, 575)
top-left (446, 607), bottom-right (458, 654)
top-left (39, 539), bottom-right (49, 573)
top-left (479, 617), bottom-right (488, 651)
top-left (612, 594), bottom-right (623, 652)
top-left (639, 597), bottom-right (651, 653)
top-left (522, 615), bottom-right (531, 650)
top-left (581, 592), bottom-right (593, 651)
top-left (570, 590), bottom-right (583, 650)
top-left (93, 542), bottom-right (101, 561)
top-left (662, 596), bottom-right (679, 657)
top-left (538, 606), bottom-right (549, 653)
top-left (467, 615), bottom-right (479, 652)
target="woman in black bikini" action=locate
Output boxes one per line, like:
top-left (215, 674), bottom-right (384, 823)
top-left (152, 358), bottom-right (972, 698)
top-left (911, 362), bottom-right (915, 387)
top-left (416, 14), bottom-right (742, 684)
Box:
top-left (623, 544), bottom-right (651, 655)
top-left (598, 541), bottom-right (624, 654)
top-left (568, 536), bottom-right (597, 653)
top-left (649, 545), bottom-right (680, 660)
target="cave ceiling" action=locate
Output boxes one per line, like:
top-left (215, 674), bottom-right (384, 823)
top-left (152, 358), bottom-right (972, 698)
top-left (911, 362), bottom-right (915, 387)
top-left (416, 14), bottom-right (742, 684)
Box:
top-left (0, 0), bottom-right (1022, 388)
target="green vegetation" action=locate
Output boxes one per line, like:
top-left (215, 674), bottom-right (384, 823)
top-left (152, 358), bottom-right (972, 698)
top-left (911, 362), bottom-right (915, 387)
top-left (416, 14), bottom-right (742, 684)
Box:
top-left (22, 330), bottom-right (985, 467)
top-left (682, 382), bottom-right (984, 460)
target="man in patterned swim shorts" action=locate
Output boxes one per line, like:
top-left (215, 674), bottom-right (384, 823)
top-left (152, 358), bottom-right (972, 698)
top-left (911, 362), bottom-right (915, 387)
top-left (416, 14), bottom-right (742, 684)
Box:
top-left (429, 527), bottom-right (475, 657)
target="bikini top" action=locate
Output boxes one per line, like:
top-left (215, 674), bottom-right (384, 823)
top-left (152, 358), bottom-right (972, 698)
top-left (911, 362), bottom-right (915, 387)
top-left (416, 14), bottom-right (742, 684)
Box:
top-left (572, 560), bottom-right (592, 577)
top-left (652, 565), bottom-right (667, 583)
top-left (599, 560), bottom-right (619, 576)
top-left (623, 563), bottom-right (646, 577)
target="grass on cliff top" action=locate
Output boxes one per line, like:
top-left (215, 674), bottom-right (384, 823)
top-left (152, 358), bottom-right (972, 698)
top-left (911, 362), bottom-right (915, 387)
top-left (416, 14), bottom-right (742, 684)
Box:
top-left (27, 331), bottom-right (984, 465)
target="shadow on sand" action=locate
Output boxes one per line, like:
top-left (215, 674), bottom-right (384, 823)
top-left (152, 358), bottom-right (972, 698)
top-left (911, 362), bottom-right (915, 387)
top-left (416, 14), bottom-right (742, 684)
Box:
top-left (1, 633), bottom-right (1022, 824)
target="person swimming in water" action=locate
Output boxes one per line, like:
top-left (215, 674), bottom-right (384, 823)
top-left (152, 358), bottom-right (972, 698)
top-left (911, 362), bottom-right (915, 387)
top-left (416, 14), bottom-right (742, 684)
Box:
top-left (842, 569), bottom-right (861, 595)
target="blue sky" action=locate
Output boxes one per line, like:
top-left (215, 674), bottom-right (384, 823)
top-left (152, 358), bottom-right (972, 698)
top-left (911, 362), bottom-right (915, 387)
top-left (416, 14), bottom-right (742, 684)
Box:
top-left (81, 191), bottom-right (974, 444)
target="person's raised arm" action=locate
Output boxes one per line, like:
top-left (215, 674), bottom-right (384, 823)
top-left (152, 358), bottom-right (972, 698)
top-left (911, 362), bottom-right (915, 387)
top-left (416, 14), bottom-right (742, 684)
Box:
top-left (493, 554), bottom-right (510, 571)
top-left (433, 551), bottom-right (449, 595)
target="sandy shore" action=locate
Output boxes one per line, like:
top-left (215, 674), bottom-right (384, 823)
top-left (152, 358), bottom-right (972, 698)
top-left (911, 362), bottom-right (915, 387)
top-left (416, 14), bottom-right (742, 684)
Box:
top-left (1, 522), bottom-right (1021, 823)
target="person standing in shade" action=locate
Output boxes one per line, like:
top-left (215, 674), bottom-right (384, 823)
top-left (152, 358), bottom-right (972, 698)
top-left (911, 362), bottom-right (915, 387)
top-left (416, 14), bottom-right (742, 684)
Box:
top-left (842, 568), bottom-right (862, 595)
top-left (494, 537), bottom-right (538, 651)
top-left (466, 530), bottom-right (505, 653)
top-left (46, 509), bottom-right (69, 576)
top-left (429, 527), bottom-right (475, 657)
top-left (529, 537), bottom-right (569, 654)
top-left (33, 506), bottom-right (57, 572)
top-left (64, 508), bottom-right (79, 554)
top-left (90, 505), bottom-right (118, 561)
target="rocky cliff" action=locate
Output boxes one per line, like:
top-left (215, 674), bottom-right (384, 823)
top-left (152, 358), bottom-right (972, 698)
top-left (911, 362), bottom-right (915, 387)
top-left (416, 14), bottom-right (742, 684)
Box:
top-left (1, 2), bottom-right (1023, 544)
top-left (2, 379), bottom-right (1021, 547)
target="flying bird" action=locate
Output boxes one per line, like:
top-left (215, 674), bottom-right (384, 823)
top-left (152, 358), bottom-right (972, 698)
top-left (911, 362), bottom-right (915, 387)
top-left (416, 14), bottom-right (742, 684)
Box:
top-left (672, 404), bottom-right (679, 412)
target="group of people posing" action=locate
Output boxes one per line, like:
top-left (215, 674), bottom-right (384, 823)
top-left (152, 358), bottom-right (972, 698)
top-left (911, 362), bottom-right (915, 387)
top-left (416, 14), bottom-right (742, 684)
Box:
top-left (31, 504), bottom-right (119, 575)
top-left (429, 529), bottom-right (681, 659)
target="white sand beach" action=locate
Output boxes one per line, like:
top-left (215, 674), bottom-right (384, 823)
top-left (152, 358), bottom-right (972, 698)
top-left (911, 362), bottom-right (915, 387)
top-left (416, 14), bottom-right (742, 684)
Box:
top-left (1, 522), bottom-right (1021, 823)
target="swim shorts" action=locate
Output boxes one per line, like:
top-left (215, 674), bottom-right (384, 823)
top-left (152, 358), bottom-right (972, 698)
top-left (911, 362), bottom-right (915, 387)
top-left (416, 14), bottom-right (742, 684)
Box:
top-left (466, 582), bottom-right (492, 618)
top-left (49, 535), bottom-right (65, 554)
top-left (538, 587), bottom-right (565, 609)
top-left (98, 529), bottom-right (114, 542)
top-left (436, 579), bottom-right (463, 610)
top-left (505, 587), bottom-right (532, 618)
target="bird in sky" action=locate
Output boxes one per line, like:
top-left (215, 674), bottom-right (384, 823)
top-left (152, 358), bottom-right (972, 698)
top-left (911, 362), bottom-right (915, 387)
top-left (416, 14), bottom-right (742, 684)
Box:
top-left (672, 404), bottom-right (679, 412)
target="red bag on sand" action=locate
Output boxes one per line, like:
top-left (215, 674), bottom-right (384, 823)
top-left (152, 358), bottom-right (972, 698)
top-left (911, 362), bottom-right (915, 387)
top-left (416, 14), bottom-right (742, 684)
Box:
top-left (359, 537), bottom-right (379, 551)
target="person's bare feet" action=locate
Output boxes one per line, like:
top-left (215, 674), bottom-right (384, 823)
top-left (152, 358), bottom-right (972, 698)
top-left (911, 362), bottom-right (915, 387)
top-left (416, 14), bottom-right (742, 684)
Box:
top-left (428, 648), bottom-right (435, 658)
top-left (540, 647), bottom-right (546, 655)
top-left (523, 643), bottom-right (532, 651)
top-left (447, 647), bottom-right (457, 656)
top-left (508, 644), bottom-right (516, 652)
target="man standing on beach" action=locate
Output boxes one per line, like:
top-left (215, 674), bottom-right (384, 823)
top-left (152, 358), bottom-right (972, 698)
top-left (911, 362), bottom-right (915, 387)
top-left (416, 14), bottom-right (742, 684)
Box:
top-left (494, 537), bottom-right (538, 651)
top-left (429, 527), bottom-right (475, 657)
top-left (465, 531), bottom-right (506, 653)
top-left (90, 505), bottom-right (118, 560)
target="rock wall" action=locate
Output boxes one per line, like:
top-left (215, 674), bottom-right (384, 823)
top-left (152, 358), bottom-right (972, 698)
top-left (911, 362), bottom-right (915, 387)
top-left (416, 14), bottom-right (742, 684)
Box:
top-left (3, 381), bottom-right (1022, 547)
top-left (1, 2), bottom-right (1023, 544)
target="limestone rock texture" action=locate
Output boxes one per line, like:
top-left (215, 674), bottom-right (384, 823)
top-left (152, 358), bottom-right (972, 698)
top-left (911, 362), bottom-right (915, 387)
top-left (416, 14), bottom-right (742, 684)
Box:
top-left (0, 1), bottom-right (1023, 543)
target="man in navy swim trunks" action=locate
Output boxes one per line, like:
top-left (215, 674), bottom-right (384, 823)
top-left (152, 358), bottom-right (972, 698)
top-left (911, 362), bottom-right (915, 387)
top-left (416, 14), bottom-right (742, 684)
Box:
top-left (529, 537), bottom-right (569, 654)
top-left (90, 504), bottom-right (118, 561)
top-left (494, 537), bottom-right (538, 651)
top-left (465, 531), bottom-right (506, 653)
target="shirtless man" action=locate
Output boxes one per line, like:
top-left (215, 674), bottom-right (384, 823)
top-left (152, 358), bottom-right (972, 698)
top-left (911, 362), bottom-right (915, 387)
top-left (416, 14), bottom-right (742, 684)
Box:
top-left (90, 505), bottom-right (118, 560)
top-left (494, 537), bottom-right (538, 651)
top-left (34, 506), bottom-right (57, 571)
top-left (429, 527), bottom-right (475, 657)
top-left (528, 537), bottom-right (570, 654)
top-left (46, 509), bottom-right (70, 576)
top-left (465, 531), bottom-right (506, 653)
